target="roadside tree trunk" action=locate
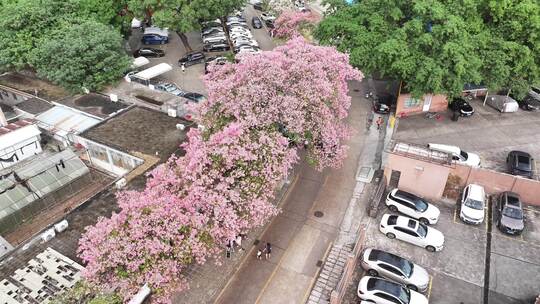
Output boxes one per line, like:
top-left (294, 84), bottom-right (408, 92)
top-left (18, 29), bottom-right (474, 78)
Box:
top-left (177, 32), bottom-right (192, 52)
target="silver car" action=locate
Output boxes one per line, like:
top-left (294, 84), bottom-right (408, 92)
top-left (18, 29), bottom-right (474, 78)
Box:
top-left (360, 248), bottom-right (430, 292)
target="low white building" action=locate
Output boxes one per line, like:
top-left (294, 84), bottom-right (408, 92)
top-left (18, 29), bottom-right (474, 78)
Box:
top-left (0, 120), bottom-right (42, 170)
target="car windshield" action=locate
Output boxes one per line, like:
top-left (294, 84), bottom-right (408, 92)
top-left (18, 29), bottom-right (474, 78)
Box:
top-left (369, 279), bottom-right (410, 303)
top-left (370, 250), bottom-right (414, 277)
top-left (416, 224), bottom-right (427, 238)
top-left (502, 207), bottom-right (523, 219)
top-left (460, 150), bottom-right (468, 160)
top-left (465, 198), bottom-right (484, 210)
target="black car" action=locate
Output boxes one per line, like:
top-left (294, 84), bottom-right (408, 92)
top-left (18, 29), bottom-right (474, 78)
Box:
top-left (179, 91), bottom-right (206, 103)
top-left (506, 150), bottom-right (534, 178)
top-left (253, 2), bottom-right (263, 10)
top-left (178, 52), bottom-right (205, 67)
top-left (519, 95), bottom-right (540, 111)
top-left (373, 94), bottom-right (395, 114)
top-left (133, 48), bottom-right (165, 58)
top-left (449, 97), bottom-right (474, 116)
top-left (265, 19), bottom-right (275, 29)
top-left (252, 16), bottom-right (263, 29)
top-left (496, 191), bottom-right (525, 235)
top-left (203, 43), bottom-right (230, 52)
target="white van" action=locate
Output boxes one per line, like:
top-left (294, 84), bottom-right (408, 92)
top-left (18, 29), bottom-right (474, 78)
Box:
top-left (460, 184), bottom-right (486, 225)
top-left (485, 95), bottom-right (518, 113)
top-left (427, 143), bottom-right (480, 167)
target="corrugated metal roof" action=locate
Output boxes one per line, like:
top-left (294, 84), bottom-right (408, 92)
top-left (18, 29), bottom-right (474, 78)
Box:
top-left (0, 123), bottom-right (41, 151)
top-left (36, 105), bottom-right (102, 135)
top-left (134, 63), bottom-right (172, 80)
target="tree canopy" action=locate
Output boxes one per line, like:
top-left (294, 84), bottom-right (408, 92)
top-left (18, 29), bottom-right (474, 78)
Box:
top-left (0, 0), bottom-right (131, 92)
top-left (315, 0), bottom-right (540, 98)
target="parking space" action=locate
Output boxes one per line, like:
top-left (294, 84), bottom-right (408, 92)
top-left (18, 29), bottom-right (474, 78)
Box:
top-left (395, 98), bottom-right (540, 177)
top-left (351, 199), bottom-right (540, 304)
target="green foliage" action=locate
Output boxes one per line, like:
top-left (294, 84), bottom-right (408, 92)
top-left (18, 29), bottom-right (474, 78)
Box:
top-left (49, 281), bottom-right (122, 304)
top-left (127, 0), bottom-right (246, 33)
top-left (315, 0), bottom-right (540, 98)
top-left (29, 20), bottom-right (131, 93)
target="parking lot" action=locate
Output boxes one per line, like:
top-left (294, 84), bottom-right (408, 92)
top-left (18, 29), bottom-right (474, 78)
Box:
top-left (346, 198), bottom-right (540, 304)
top-left (395, 98), bottom-right (540, 178)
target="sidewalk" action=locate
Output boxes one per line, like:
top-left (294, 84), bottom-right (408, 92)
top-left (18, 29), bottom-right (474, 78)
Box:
top-left (214, 80), bottom-right (379, 304)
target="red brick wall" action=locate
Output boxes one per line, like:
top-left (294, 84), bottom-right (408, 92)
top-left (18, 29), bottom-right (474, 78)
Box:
top-left (396, 93), bottom-right (448, 117)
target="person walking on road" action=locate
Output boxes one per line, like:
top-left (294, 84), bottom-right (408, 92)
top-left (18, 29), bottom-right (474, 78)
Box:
top-left (376, 116), bottom-right (383, 130)
top-left (264, 242), bottom-right (272, 260)
top-left (256, 248), bottom-right (262, 260)
top-left (181, 63), bottom-right (185, 73)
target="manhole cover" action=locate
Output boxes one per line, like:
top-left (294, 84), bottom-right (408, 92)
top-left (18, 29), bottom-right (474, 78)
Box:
top-left (316, 260), bottom-right (323, 267)
top-left (314, 211), bottom-right (324, 218)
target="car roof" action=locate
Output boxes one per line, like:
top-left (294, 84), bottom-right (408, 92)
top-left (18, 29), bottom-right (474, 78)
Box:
top-left (366, 277), bottom-right (404, 297)
top-left (509, 150), bottom-right (532, 158)
top-left (467, 184), bottom-right (485, 200)
top-left (502, 192), bottom-right (521, 207)
top-left (368, 249), bottom-right (408, 269)
top-left (393, 189), bottom-right (421, 202)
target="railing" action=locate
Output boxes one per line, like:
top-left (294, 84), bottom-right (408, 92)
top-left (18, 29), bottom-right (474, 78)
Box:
top-left (367, 174), bottom-right (387, 218)
top-left (388, 140), bottom-right (453, 166)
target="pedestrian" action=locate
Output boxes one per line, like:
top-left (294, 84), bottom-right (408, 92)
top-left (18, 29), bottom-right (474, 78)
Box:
top-left (181, 63), bottom-right (185, 73)
top-left (376, 116), bottom-right (383, 130)
top-left (226, 244), bottom-right (231, 258)
top-left (256, 248), bottom-right (262, 260)
top-left (264, 242), bottom-right (272, 260)
top-left (234, 234), bottom-right (244, 251)
top-left (228, 239), bottom-right (235, 253)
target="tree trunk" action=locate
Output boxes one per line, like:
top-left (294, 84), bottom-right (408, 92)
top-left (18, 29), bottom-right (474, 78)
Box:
top-left (177, 32), bottom-right (192, 52)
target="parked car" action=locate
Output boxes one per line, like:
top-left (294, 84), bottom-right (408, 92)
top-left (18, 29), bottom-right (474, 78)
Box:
top-left (133, 48), bottom-right (165, 58)
top-left (144, 27), bottom-right (169, 37)
top-left (205, 56), bottom-right (227, 73)
top-left (506, 150), bottom-right (534, 178)
top-left (233, 38), bottom-right (258, 47)
top-left (485, 95), bottom-right (519, 112)
top-left (372, 94), bottom-right (395, 114)
top-left (227, 16), bottom-right (246, 22)
top-left (235, 45), bottom-right (260, 54)
top-left (459, 184), bottom-right (486, 225)
top-left (202, 21), bottom-right (222, 29)
top-left (178, 52), bottom-right (205, 67)
top-left (360, 248), bottom-right (430, 292)
top-left (142, 34), bottom-right (169, 45)
top-left (265, 19), bottom-right (275, 29)
top-left (528, 86), bottom-right (540, 101)
top-left (203, 43), bottom-right (230, 52)
top-left (518, 95), bottom-right (540, 111)
top-left (385, 189), bottom-right (440, 225)
top-left (230, 32), bottom-right (253, 40)
top-left (253, 2), bottom-right (263, 10)
top-left (202, 28), bottom-right (224, 37)
top-left (380, 214), bottom-right (445, 252)
top-left (260, 12), bottom-right (276, 22)
top-left (357, 276), bottom-right (429, 304)
top-left (203, 34), bottom-right (227, 44)
top-left (449, 97), bottom-right (474, 116)
top-left (252, 16), bottom-right (263, 28)
top-left (427, 143), bottom-right (480, 167)
top-left (179, 91), bottom-right (206, 103)
top-left (155, 83), bottom-right (182, 96)
top-left (496, 191), bottom-right (525, 235)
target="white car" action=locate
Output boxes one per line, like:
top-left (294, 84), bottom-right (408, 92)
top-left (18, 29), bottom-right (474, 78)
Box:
top-left (203, 35), bottom-right (227, 44)
top-left (386, 189), bottom-right (440, 225)
top-left (427, 143), bottom-right (480, 167)
top-left (233, 38), bottom-right (258, 47)
top-left (230, 32), bottom-right (253, 39)
top-left (260, 12), bottom-right (276, 22)
top-left (460, 184), bottom-right (486, 225)
top-left (380, 214), bottom-right (445, 252)
top-left (357, 276), bottom-right (428, 304)
top-left (360, 248), bottom-right (430, 292)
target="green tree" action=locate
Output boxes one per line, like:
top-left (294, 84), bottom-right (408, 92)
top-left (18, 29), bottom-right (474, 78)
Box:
top-left (315, 0), bottom-right (540, 98)
top-left (127, 0), bottom-right (246, 51)
top-left (29, 20), bottom-right (131, 93)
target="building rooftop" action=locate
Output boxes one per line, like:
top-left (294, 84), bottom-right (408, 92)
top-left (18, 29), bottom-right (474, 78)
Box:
top-left (0, 119), bottom-right (34, 137)
top-left (36, 105), bottom-right (102, 137)
top-left (0, 72), bottom-right (69, 101)
top-left (54, 93), bottom-right (129, 119)
top-left (14, 98), bottom-right (54, 115)
top-left (80, 106), bottom-right (191, 159)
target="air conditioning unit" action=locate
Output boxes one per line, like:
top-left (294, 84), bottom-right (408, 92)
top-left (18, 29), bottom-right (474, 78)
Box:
top-left (168, 109), bottom-right (177, 117)
top-left (40, 228), bottom-right (56, 243)
top-left (116, 178), bottom-right (127, 189)
top-left (54, 220), bottom-right (68, 233)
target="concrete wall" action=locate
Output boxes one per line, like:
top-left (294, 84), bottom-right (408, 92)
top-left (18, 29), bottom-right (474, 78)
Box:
top-left (384, 153), bottom-right (451, 200)
top-left (451, 165), bottom-right (540, 206)
top-left (396, 93), bottom-right (448, 117)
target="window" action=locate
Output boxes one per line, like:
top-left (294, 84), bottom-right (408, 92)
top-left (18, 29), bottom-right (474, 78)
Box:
top-left (379, 264), bottom-right (403, 277)
top-left (395, 227), bottom-right (417, 237)
top-left (374, 292), bottom-right (402, 304)
top-left (403, 97), bottom-right (421, 108)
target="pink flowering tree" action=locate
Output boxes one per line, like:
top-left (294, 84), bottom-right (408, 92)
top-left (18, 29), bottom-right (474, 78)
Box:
top-left (273, 10), bottom-right (319, 40)
top-left (200, 37), bottom-right (363, 170)
top-left (78, 37), bottom-right (361, 303)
